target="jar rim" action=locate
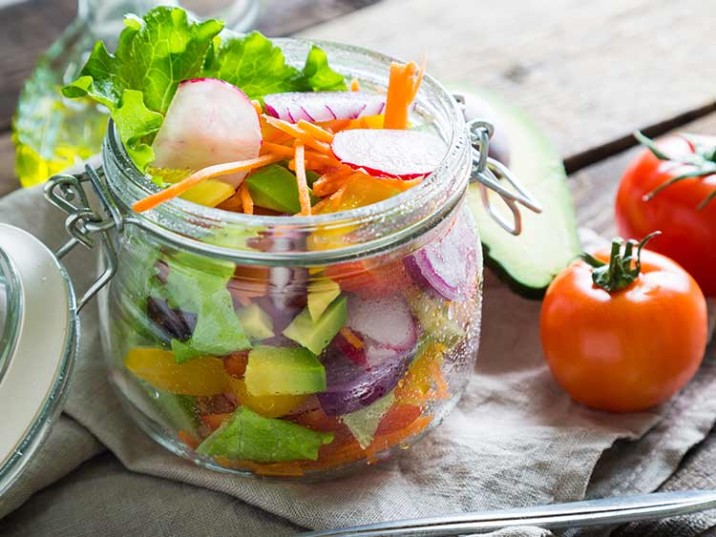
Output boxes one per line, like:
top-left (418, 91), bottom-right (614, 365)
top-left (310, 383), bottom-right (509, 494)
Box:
top-left (104, 38), bottom-right (471, 264)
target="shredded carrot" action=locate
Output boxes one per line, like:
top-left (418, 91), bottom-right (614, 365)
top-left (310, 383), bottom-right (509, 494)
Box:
top-left (313, 168), bottom-right (353, 197)
top-left (132, 154), bottom-right (282, 213)
top-left (350, 78), bottom-right (361, 92)
top-left (340, 327), bottom-right (364, 350)
top-left (312, 181), bottom-right (349, 213)
top-left (294, 144), bottom-right (312, 216)
top-left (296, 120), bottom-right (334, 143)
top-left (264, 116), bottom-right (332, 154)
top-left (383, 60), bottom-right (425, 129)
top-left (240, 183), bottom-right (254, 215)
top-left (250, 99), bottom-right (263, 116)
top-left (216, 190), bottom-right (243, 212)
top-left (260, 142), bottom-right (295, 158)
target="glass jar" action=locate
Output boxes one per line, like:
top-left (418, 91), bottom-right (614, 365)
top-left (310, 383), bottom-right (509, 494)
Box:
top-left (91, 39), bottom-right (481, 478)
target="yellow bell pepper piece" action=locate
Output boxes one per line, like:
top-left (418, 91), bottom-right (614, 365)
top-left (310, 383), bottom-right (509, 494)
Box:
top-left (124, 347), bottom-right (229, 396)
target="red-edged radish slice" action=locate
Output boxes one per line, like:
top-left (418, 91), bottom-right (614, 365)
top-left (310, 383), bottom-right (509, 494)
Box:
top-left (263, 91), bottom-right (386, 123)
top-left (331, 129), bottom-right (447, 179)
top-left (151, 78), bottom-right (261, 187)
top-left (404, 210), bottom-right (479, 301)
top-left (347, 295), bottom-right (417, 356)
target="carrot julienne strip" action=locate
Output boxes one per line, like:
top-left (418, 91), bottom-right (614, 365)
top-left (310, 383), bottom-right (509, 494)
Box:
top-left (296, 120), bottom-right (334, 143)
top-left (294, 144), bottom-right (312, 216)
top-left (350, 78), bottom-right (361, 92)
top-left (383, 60), bottom-right (425, 129)
top-left (132, 154), bottom-right (282, 213)
top-left (250, 99), bottom-right (263, 116)
top-left (260, 142), bottom-right (295, 158)
top-left (264, 116), bottom-right (332, 154)
top-left (340, 327), bottom-right (364, 350)
top-left (240, 183), bottom-right (254, 215)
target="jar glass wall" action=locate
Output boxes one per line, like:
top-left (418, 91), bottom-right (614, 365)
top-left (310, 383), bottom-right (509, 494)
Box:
top-left (98, 39), bottom-right (483, 478)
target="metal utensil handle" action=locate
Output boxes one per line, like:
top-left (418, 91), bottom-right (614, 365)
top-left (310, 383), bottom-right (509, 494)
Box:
top-left (44, 165), bottom-right (122, 311)
top-left (466, 118), bottom-right (543, 236)
top-left (302, 489), bottom-right (716, 537)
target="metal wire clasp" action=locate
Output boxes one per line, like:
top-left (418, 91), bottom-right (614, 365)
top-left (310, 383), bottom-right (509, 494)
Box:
top-left (454, 93), bottom-right (543, 235)
top-left (44, 165), bottom-right (122, 312)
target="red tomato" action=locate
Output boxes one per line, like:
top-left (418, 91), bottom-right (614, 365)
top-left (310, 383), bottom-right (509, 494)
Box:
top-left (540, 247), bottom-right (708, 412)
top-left (615, 135), bottom-right (716, 295)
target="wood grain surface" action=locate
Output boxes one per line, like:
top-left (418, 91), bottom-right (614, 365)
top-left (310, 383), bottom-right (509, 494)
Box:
top-left (300, 0), bottom-right (716, 163)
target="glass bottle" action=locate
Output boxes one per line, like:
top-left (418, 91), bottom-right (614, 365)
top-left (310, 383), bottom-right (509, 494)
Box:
top-left (12, 0), bottom-right (259, 188)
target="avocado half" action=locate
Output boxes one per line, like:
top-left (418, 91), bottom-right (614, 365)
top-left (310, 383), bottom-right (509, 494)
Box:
top-left (459, 89), bottom-right (581, 299)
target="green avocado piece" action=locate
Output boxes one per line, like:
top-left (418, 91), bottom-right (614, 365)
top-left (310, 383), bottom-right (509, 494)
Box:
top-left (283, 295), bottom-right (347, 355)
top-left (340, 392), bottom-right (395, 449)
top-left (236, 303), bottom-right (274, 341)
top-left (307, 278), bottom-right (341, 321)
top-left (196, 407), bottom-right (333, 462)
top-left (246, 164), bottom-right (318, 214)
top-left (245, 345), bottom-right (326, 396)
top-left (459, 89), bottom-right (581, 298)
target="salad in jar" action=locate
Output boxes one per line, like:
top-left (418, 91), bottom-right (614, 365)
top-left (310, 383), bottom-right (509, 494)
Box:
top-left (66, 7), bottom-right (482, 477)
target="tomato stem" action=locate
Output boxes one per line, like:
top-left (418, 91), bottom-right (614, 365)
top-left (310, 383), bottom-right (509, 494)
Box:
top-left (635, 131), bottom-right (716, 209)
top-left (581, 232), bottom-right (661, 292)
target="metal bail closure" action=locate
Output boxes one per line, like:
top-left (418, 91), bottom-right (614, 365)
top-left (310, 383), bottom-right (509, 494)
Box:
top-left (465, 118), bottom-right (543, 235)
top-left (44, 165), bottom-right (122, 311)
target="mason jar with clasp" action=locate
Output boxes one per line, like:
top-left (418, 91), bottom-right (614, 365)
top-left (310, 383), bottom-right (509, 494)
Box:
top-left (0, 39), bottom-right (540, 488)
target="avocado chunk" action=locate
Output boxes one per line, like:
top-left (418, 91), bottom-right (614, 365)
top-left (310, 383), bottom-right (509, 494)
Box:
top-left (340, 392), bottom-right (395, 449)
top-left (283, 295), bottom-right (347, 355)
top-left (307, 278), bottom-right (341, 321)
top-left (460, 89), bottom-right (581, 298)
top-left (246, 164), bottom-right (317, 214)
top-left (196, 407), bottom-right (333, 462)
top-left (236, 303), bottom-right (274, 341)
top-left (245, 345), bottom-right (326, 396)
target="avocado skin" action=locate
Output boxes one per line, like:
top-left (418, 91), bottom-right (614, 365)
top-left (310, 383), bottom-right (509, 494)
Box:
top-left (459, 87), bottom-right (581, 298)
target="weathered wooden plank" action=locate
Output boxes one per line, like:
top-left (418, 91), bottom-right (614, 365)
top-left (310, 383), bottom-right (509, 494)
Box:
top-left (300, 0), bottom-right (716, 163)
top-left (569, 112), bottom-right (716, 236)
top-left (0, 0), bottom-right (382, 133)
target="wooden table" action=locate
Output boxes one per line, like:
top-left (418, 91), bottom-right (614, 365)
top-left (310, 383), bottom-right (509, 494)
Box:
top-left (1, 0), bottom-right (715, 535)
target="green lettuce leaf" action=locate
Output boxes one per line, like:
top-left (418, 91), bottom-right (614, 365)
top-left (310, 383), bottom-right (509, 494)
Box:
top-left (204, 34), bottom-right (347, 98)
top-left (165, 253), bottom-right (250, 363)
top-left (63, 7), bottom-right (223, 168)
top-left (294, 45), bottom-right (348, 92)
top-left (62, 7), bottom-right (346, 172)
top-left (197, 407), bottom-right (334, 462)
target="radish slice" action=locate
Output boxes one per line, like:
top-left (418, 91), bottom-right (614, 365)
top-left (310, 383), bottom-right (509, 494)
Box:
top-left (263, 91), bottom-right (386, 123)
top-left (331, 129), bottom-right (447, 179)
top-left (317, 295), bottom-right (418, 415)
top-left (347, 295), bottom-right (417, 356)
top-left (151, 78), bottom-right (261, 187)
top-left (404, 210), bottom-right (479, 301)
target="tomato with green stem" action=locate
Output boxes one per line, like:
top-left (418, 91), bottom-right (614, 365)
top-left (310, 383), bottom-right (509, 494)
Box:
top-left (540, 234), bottom-right (708, 412)
top-left (615, 132), bottom-right (716, 296)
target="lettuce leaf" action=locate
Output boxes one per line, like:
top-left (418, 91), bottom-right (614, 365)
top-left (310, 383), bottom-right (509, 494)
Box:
top-left (62, 7), bottom-right (346, 172)
top-left (197, 407), bottom-right (334, 462)
top-left (63, 8), bottom-right (223, 168)
top-left (165, 253), bottom-right (250, 363)
top-left (204, 33), bottom-right (347, 99)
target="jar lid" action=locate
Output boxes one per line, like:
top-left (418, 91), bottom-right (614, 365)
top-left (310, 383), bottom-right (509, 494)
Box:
top-left (0, 224), bottom-right (78, 497)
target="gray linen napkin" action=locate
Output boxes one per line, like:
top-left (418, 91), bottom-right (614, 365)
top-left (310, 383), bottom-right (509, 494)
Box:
top-left (0, 185), bottom-right (715, 536)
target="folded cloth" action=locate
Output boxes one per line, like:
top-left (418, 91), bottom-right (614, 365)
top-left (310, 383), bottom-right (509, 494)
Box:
top-left (0, 185), bottom-right (714, 536)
